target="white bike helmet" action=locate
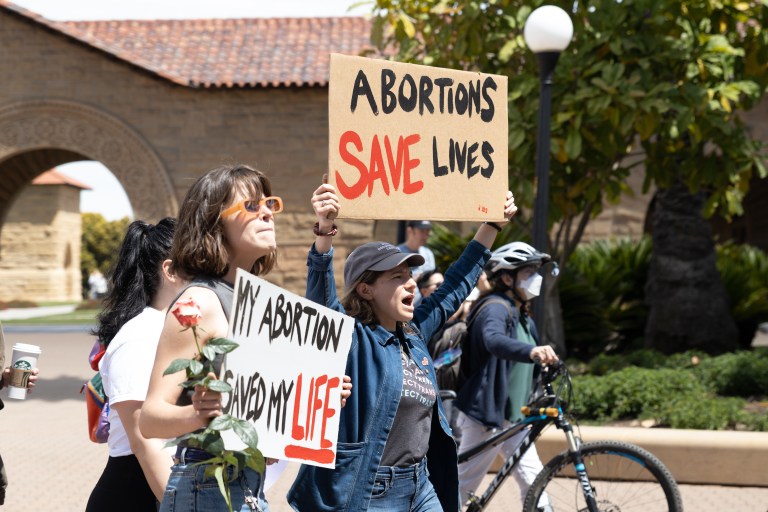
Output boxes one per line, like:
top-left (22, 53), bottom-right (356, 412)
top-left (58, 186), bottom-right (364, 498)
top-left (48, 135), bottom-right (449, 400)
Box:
top-left (486, 242), bottom-right (551, 276)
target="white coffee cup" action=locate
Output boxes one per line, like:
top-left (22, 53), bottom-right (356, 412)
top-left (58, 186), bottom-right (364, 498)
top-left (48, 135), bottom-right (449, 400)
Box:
top-left (7, 343), bottom-right (41, 400)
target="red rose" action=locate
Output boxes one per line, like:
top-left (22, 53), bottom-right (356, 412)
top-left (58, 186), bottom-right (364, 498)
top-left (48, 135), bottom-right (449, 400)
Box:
top-left (172, 298), bottom-right (202, 328)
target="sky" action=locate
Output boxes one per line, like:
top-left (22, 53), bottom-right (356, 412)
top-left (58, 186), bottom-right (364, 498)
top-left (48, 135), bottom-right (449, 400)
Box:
top-left (15, 0), bottom-right (365, 220)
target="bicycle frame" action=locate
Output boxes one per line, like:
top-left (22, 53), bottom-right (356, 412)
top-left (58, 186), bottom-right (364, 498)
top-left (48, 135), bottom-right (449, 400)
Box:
top-left (458, 362), bottom-right (601, 512)
top-left (459, 412), bottom-right (554, 511)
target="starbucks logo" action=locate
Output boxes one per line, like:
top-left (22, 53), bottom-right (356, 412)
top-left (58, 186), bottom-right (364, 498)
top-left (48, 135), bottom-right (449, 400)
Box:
top-left (12, 360), bottom-right (32, 370)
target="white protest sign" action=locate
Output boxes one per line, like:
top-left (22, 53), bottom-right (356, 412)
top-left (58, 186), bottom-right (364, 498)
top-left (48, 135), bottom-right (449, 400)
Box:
top-left (329, 53), bottom-right (509, 222)
top-left (220, 268), bottom-right (354, 468)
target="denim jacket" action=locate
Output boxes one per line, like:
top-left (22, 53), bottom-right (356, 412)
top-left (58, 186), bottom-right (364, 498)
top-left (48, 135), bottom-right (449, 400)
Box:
top-left (287, 240), bottom-right (491, 512)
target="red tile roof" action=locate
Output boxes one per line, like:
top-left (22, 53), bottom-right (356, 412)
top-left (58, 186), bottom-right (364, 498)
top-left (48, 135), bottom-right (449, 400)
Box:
top-left (0, 1), bottom-right (376, 88)
top-left (32, 169), bottom-right (92, 189)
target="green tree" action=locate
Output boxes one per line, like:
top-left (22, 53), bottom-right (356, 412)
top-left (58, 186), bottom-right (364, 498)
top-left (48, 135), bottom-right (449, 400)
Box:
top-left (370, 0), bottom-right (767, 353)
top-left (80, 213), bottom-right (131, 298)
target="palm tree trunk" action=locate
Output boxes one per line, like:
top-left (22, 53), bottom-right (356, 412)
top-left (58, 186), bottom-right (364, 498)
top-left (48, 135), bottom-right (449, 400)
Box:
top-left (645, 181), bottom-right (738, 354)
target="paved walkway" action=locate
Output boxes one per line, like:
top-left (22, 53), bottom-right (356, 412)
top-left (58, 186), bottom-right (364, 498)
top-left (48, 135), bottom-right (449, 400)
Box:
top-left (0, 304), bottom-right (76, 321)
top-left (0, 329), bottom-right (766, 510)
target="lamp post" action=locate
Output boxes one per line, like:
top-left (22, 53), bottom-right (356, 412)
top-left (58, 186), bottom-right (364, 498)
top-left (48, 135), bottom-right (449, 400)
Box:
top-left (523, 5), bottom-right (573, 333)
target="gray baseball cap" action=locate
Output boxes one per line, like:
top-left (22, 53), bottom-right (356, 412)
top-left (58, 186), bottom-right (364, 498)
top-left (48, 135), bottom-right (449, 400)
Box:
top-left (407, 220), bottom-right (432, 229)
top-left (344, 242), bottom-right (425, 293)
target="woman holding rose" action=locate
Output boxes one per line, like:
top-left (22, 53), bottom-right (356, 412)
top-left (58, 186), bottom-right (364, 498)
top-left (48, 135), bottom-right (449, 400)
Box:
top-left (140, 164), bottom-right (282, 511)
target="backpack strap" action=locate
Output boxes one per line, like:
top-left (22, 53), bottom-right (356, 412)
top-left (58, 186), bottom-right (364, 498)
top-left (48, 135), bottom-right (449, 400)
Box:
top-left (466, 295), bottom-right (517, 333)
top-left (461, 295), bottom-right (520, 380)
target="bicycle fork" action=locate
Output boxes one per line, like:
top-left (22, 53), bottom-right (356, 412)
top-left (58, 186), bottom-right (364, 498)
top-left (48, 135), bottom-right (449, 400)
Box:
top-left (561, 422), bottom-right (600, 512)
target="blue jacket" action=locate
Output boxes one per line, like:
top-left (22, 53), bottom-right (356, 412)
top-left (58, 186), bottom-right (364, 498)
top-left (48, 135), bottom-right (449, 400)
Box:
top-left (455, 293), bottom-right (540, 428)
top-left (287, 240), bottom-right (490, 512)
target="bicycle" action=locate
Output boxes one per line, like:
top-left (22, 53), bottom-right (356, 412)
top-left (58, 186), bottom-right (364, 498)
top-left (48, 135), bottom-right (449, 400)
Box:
top-left (453, 361), bottom-right (683, 511)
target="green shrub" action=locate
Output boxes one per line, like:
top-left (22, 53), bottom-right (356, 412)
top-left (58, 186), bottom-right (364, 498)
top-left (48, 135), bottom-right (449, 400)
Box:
top-left (737, 405), bottom-right (768, 431)
top-left (563, 237), bottom-right (652, 356)
top-left (558, 273), bottom-right (614, 360)
top-left (654, 396), bottom-right (747, 430)
top-left (572, 367), bottom-right (706, 421)
top-left (693, 349), bottom-right (768, 397)
top-left (716, 243), bottom-right (768, 349)
top-left (562, 238), bottom-right (768, 359)
top-left (571, 350), bottom-right (768, 430)
top-left (587, 349), bottom-right (669, 375)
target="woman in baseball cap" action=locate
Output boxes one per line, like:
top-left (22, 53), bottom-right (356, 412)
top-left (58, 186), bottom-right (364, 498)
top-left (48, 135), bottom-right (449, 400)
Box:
top-left (288, 180), bottom-right (518, 512)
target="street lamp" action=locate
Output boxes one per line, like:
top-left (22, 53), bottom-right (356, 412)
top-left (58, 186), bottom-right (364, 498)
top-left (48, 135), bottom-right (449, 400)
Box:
top-left (524, 5), bottom-right (573, 335)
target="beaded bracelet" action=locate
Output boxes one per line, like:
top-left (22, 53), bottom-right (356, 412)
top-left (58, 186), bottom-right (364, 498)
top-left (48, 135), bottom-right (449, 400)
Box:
top-left (313, 222), bottom-right (338, 237)
top-left (484, 221), bottom-right (503, 232)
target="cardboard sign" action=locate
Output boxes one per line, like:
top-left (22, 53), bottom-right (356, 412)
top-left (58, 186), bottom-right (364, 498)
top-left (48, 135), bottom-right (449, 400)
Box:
top-left (329, 53), bottom-right (508, 222)
top-left (220, 269), bottom-right (354, 468)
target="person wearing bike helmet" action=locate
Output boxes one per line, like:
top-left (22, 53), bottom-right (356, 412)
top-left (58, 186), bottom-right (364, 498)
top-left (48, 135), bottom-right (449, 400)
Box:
top-left (454, 242), bottom-right (558, 511)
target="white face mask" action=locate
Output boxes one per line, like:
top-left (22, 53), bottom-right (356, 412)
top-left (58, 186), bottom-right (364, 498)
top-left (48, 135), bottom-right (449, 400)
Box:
top-left (516, 273), bottom-right (542, 301)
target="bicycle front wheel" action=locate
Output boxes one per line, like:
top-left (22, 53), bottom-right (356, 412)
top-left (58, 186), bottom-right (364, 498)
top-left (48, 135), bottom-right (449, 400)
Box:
top-left (523, 440), bottom-right (683, 512)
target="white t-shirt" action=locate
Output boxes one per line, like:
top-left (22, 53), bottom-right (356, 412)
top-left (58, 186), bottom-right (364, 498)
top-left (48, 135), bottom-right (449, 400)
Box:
top-left (99, 307), bottom-right (165, 457)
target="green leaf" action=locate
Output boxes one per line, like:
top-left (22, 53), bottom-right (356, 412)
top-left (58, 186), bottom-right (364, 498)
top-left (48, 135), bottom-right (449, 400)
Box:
top-left (565, 128), bottom-right (582, 159)
top-left (213, 465), bottom-right (232, 511)
top-left (202, 345), bottom-right (216, 362)
top-left (497, 38), bottom-right (516, 63)
top-left (206, 379), bottom-right (233, 393)
top-left (222, 451), bottom-right (240, 467)
top-left (233, 419), bottom-right (260, 450)
top-left (508, 129), bottom-right (526, 150)
top-left (180, 378), bottom-right (204, 389)
top-left (245, 447), bottom-right (267, 474)
top-left (398, 12), bottom-right (415, 38)
top-left (201, 433), bottom-right (226, 455)
top-left (163, 358), bottom-right (191, 376)
top-left (210, 414), bottom-right (237, 431)
top-left (207, 337), bottom-right (239, 353)
top-left (189, 359), bottom-right (204, 376)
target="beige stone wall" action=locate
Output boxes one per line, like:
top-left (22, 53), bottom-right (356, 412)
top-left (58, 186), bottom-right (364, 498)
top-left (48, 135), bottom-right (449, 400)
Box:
top-left (0, 184), bottom-right (82, 302)
top-left (0, 13), bottom-right (387, 298)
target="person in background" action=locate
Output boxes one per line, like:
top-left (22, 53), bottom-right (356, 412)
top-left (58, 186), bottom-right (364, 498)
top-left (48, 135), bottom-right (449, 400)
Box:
top-left (0, 321), bottom-right (40, 507)
top-left (398, 220), bottom-right (436, 274)
top-left (88, 269), bottom-right (108, 300)
top-left (454, 242), bottom-right (559, 511)
top-left (288, 180), bottom-right (517, 512)
top-left (415, 269), bottom-right (444, 306)
top-left (86, 218), bottom-right (182, 511)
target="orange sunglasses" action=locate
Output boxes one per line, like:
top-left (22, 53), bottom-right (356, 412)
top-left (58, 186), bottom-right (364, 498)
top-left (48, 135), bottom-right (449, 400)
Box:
top-left (222, 196), bottom-right (284, 218)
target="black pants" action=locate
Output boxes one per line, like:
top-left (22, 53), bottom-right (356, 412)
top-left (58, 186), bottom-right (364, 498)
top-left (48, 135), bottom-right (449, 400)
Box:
top-left (86, 454), bottom-right (158, 512)
top-left (0, 452), bottom-right (7, 506)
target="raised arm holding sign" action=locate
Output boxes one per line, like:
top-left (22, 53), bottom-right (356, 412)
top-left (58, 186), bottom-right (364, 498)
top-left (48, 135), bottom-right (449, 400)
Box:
top-left (288, 177), bottom-right (517, 512)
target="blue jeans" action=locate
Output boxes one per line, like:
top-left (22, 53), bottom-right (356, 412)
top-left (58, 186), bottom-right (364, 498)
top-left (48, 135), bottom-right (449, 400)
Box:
top-left (367, 458), bottom-right (443, 512)
top-left (159, 463), bottom-right (269, 512)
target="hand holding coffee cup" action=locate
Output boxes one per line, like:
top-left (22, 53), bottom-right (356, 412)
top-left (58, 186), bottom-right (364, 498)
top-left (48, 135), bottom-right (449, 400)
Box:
top-left (6, 343), bottom-right (41, 400)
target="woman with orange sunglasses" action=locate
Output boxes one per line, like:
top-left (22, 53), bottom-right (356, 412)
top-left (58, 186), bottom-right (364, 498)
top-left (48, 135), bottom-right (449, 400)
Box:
top-left (141, 164), bottom-right (284, 511)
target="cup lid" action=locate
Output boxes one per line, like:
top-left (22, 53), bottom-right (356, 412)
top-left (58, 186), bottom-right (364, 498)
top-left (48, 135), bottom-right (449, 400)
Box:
top-left (12, 343), bottom-right (42, 354)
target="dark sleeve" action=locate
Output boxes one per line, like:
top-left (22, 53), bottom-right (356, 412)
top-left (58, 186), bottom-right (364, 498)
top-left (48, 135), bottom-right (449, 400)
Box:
top-left (414, 240), bottom-right (491, 341)
top-left (474, 303), bottom-right (533, 362)
top-left (306, 243), bottom-right (344, 314)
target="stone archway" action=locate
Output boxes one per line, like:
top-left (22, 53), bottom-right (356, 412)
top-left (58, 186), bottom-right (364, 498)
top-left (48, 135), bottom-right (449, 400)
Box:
top-left (0, 99), bottom-right (177, 221)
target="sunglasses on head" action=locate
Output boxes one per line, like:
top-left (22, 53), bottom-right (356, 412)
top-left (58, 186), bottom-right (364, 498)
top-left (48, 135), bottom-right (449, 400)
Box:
top-left (222, 196), bottom-right (284, 218)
